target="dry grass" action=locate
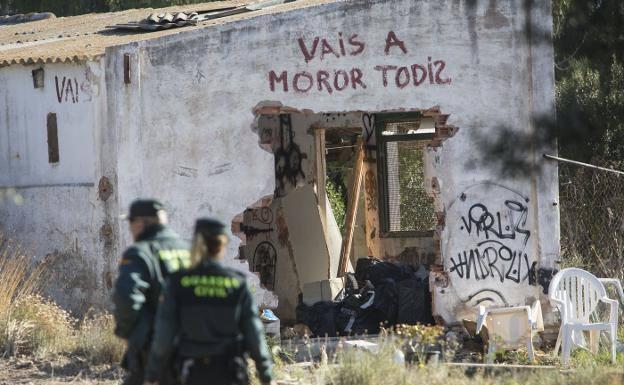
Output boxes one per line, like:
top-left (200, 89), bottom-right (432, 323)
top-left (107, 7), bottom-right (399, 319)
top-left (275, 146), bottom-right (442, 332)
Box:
top-left (304, 342), bottom-right (624, 385)
top-left (7, 294), bottom-right (75, 356)
top-left (74, 313), bottom-right (125, 365)
top-left (0, 235), bottom-right (124, 364)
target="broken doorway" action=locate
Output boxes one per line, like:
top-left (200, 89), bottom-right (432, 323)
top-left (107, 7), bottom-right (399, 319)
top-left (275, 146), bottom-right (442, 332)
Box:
top-left (234, 105), bottom-right (456, 323)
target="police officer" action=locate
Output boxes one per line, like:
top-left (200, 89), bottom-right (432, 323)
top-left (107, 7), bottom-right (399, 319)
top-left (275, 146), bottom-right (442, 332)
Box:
top-left (113, 199), bottom-right (191, 385)
top-left (143, 218), bottom-right (275, 385)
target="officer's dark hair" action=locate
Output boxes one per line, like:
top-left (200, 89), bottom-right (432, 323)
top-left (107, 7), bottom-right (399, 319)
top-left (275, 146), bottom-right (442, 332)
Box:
top-left (190, 218), bottom-right (228, 267)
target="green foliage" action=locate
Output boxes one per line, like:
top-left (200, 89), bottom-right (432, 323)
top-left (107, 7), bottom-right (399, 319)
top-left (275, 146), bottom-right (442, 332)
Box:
top-left (554, 0), bottom-right (624, 163)
top-left (397, 143), bottom-right (436, 232)
top-left (326, 178), bottom-right (346, 234)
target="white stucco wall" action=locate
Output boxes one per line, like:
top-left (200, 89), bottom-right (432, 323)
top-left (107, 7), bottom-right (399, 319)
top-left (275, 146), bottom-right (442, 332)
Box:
top-left (0, 62), bottom-right (101, 186)
top-left (0, 60), bottom-right (121, 314)
top-left (102, 0), bottom-right (557, 323)
top-left (0, 0), bottom-right (558, 323)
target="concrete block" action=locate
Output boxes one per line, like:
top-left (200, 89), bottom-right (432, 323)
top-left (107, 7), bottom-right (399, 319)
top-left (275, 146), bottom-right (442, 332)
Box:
top-left (302, 277), bottom-right (345, 305)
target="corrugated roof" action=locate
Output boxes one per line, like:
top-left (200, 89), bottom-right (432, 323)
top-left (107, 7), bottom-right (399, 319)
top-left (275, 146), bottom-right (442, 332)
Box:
top-left (0, 0), bottom-right (329, 67)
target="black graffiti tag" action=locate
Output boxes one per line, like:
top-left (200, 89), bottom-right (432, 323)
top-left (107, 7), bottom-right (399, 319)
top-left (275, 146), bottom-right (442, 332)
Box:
top-left (449, 240), bottom-right (531, 283)
top-left (460, 200), bottom-right (530, 246)
top-left (274, 114), bottom-right (307, 197)
top-left (252, 241), bottom-right (277, 290)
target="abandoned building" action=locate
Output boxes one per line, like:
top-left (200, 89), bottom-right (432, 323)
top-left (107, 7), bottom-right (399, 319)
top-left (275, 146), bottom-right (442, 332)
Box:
top-left (0, 0), bottom-right (559, 326)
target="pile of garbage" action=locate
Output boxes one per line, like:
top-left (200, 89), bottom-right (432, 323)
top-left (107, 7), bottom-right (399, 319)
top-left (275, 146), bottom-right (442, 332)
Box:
top-left (296, 257), bottom-right (434, 337)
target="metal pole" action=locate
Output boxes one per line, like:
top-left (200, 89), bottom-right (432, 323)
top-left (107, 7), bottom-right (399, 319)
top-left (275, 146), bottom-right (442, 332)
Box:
top-left (543, 154), bottom-right (624, 176)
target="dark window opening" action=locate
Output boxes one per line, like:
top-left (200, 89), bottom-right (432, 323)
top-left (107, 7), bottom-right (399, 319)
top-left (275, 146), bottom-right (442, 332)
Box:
top-left (47, 113), bottom-right (59, 164)
top-left (32, 68), bottom-right (44, 89)
top-left (376, 113), bottom-right (436, 237)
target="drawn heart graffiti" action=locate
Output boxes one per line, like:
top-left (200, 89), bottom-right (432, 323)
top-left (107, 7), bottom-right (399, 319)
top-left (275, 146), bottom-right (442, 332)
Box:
top-left (362, 113), bottom-right (374, 144)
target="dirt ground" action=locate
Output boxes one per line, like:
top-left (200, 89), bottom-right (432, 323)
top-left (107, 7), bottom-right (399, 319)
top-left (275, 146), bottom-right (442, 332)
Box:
top-left (0, 356), bottom-right (123, 385)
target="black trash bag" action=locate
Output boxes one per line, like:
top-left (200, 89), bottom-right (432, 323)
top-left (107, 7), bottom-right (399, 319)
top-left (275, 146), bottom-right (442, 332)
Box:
top-left (371, 279), bottom-right (399, 326)
top-left (396, 277), bottom-right (434, 325)
top-left (351, 308), bottom-right (384, 335)
top-left (295, 294), bottom-right (310, 324)
top-left (335, 306), bottom-right (358, 334)
top-left (344, 272), bottom-right (359, 296)
top-left (310, 301), bottom-right (339, 337)
top-left (336, 304), bottom-right (384, 335)
top-left (336, 290), bottom-right (376, 335)
top-left (367, 262), bottom-right (415, 286)
top-left (354, 256), bottom-right (381, 283)
top-left (295, 298), bottom-right (339, 337)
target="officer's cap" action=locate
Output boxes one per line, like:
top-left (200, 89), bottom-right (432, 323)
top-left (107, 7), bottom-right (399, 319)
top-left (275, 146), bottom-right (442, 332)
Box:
top-left (122, 199), bottom-right (166, 221)
top-left (194, 218), bottom-right (227, 239)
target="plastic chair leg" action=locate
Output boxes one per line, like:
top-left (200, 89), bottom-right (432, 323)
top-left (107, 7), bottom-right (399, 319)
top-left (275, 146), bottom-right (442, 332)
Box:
top-left (561, 327), bottom-right (572, 367)
top-left (527, 335), bottom-right (535, 363)
top-left (610, 324), bottom-right (617, 364)
top-left (554, 326), bottom-right (562, 354)
top-left (589, 329), bottom-right (600, 355)
top-left (486, 342), bottom-right (496, 364)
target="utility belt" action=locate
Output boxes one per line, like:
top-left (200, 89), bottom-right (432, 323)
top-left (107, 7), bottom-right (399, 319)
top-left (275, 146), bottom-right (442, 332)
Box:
top-left (176, 338), bottom-right (247, 384)
top-left (177, 354), bottom-right (248, 385)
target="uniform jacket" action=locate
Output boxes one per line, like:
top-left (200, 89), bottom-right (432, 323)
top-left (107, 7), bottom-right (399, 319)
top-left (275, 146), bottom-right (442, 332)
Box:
top-left (144, 259), bottom-right (274, 383)
top-left (113, 224), bottom-right (190, 348)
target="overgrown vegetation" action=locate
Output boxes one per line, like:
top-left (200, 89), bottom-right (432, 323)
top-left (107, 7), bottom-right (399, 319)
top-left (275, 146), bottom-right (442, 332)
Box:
top-left (0, 236), bottom-right (124, 363)
top-left (553, 0), bottom-right (624, 164)
top-left (559, 163), bottom-right (624, 281)
top-left (554, 0), bottom-right (624, 283)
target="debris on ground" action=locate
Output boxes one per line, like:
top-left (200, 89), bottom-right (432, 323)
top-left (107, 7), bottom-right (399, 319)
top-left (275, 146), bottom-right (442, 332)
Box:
top-left (294, 257), bottom-right (433, 337)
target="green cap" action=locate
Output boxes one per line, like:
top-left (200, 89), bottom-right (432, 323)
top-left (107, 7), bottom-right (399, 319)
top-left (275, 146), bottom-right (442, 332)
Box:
top-left (194, 218), bottom-right (227, 238)
top-left (122, 199), bottom-right (165, 220)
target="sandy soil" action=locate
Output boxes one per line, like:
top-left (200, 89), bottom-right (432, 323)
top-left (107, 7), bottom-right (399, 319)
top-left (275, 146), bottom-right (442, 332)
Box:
top-left (0, 356), bottom-right (123, 384)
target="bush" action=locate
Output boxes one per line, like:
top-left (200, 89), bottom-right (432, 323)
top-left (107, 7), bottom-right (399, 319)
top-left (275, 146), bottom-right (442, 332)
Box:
top-left (8, 294), bottom-right (75, 356)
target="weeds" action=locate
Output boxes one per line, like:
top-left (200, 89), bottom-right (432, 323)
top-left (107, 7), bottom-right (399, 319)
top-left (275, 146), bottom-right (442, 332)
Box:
top-left (74, 313), bottom-right (125, 365)
top-left (0, 235), bottom-right (123, 364)
top-left (310, 341), bottom-right (624, 385)
top-left (9, 294), bottom-right (75, 356)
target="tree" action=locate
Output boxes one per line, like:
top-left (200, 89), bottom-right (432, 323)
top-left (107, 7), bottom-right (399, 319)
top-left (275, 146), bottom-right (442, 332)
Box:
top-left (554, 0), bottom-right (624, 164)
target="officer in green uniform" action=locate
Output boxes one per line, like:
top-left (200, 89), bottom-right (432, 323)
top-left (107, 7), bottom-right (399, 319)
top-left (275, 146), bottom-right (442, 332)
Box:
top-left (113, 199), bottom-right (191, 385)
top-left (143, 218), bottom-right (275, 385)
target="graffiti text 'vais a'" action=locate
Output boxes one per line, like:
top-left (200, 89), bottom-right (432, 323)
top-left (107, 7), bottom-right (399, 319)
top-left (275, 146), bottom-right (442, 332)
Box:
top-left (268, 31), bottom-right (452, 94)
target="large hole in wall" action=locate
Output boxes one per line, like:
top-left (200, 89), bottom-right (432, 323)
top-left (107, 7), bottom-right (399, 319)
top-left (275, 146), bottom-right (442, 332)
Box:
top-left (232, 103), bottom-right (457, 323)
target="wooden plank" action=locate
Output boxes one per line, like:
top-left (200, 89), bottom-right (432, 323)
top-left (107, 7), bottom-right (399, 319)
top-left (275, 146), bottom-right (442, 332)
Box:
top-left (338, 138), bottom-right (364, 277)
top-left (46, 113), bottom-right (59, 163)
top-left (313, 127), bottom-right (327, 232)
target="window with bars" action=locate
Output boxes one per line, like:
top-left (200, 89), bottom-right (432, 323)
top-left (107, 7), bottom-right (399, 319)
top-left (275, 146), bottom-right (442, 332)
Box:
top-left (376, 113), bottom-right (436, 236)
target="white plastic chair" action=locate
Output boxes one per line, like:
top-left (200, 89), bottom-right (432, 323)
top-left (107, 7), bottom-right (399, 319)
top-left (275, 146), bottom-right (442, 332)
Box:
top-left (548, 268), bottom-right (619, 365)
top-left (476, 300), bottom-right (544, 364)
top-left (598, 278), bottom-right (624, 306)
